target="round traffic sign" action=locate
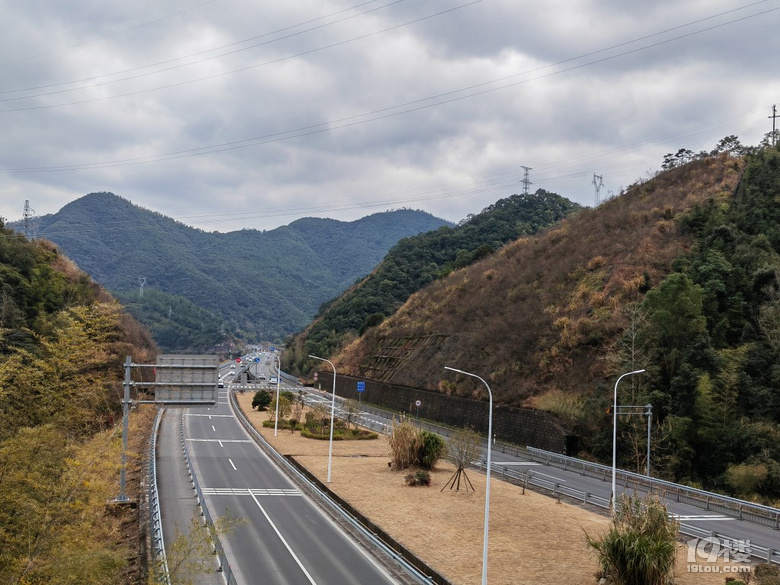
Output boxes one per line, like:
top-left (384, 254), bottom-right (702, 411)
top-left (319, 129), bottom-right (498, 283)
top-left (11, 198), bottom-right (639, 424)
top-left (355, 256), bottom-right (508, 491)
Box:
top-left (415, 400), bottom-right (421, 407)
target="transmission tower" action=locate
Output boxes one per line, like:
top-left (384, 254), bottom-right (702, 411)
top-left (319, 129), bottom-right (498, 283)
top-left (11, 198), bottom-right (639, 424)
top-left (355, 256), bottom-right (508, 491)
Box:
top-left (593, 173), bottom-right (604, 206)
top-left (22, 200), bottom-right (38, 239)
top-left (520, 166), bottom-right (533, 195)
top-left (138, 277), bottom-right (146, 298)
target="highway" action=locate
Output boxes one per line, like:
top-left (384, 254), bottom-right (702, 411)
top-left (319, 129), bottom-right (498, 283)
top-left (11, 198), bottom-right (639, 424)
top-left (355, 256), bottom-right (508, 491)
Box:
top-left (157, 356), bottom-right (407, 585)
top-left (160, 350), bottom-right (778, 582)
top-left (259, 369), bottom-right (780, 567)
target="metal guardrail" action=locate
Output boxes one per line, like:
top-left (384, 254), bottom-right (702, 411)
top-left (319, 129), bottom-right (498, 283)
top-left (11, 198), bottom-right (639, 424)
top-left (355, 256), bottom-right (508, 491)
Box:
top-left (179, 413), bottom-right (239, 585)
top-left (148, 408), bottom-right (170, 585)
top-left (476, 459), bottom-right (780, 565)
top-left (524, 447), bottom-right (780, 531)
top-left (272, 388), bottom-right (780, 567)
top-left (677, 523), bottom-right (780, 565)
top-left (348, 401), bottom-right (780, 567)
top-left (229, 391), bottom-right (438, 585)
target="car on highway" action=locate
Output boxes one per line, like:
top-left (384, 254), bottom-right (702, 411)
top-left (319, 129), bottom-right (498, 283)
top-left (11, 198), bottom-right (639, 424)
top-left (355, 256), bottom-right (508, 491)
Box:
top-left (269, 376), bottom-right (278, 384)
top-left (218, 377), bottom-right (224, 388)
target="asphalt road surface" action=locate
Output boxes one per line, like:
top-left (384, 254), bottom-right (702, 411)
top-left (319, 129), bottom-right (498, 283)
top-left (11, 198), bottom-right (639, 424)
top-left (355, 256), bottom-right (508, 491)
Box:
top-left (158, 387), bottom-right (404, 585)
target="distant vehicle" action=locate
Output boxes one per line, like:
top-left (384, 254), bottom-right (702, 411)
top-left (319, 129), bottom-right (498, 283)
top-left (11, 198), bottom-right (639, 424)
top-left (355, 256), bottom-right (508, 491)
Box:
top-left (270, 376), bottom-right (278, 384)
top-left (218, 378), bottom-right (224, 388)
top-left (230, 364), bottom-right (236, 369)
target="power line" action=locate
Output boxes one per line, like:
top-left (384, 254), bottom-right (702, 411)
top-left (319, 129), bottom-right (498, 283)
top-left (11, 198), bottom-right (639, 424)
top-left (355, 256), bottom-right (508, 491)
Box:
top-left (1, 3), bottom-right (773, 176)
top-left (0, 0), bottom-right (770, 114)
top-left (0, 0), bottom-right (406, 98)
top-left (0, 0), bottom-right (476, 107)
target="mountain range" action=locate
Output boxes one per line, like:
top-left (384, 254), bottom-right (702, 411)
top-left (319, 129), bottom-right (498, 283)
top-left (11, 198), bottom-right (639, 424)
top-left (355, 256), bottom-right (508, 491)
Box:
top-left (24, 192), bottom-right (452, 347)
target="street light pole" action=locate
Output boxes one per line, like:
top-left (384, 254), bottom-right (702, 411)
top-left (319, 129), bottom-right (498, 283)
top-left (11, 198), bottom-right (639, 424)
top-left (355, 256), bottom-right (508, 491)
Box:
top-left (309, 355), bottom-right (337, 483)
top-left (611, 369), bottom-right (645, 510)
top-left (445, 366), bottom-right (493, 585)
top-left (646, 404), bottom-right (652, 477)
top-left (273, 353), bottom-right (281, 437)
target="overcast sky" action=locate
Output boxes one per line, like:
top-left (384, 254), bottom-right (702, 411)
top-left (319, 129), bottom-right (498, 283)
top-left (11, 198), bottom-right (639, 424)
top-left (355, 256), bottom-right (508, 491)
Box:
top-left (1, 0), bottom-right (778, 233)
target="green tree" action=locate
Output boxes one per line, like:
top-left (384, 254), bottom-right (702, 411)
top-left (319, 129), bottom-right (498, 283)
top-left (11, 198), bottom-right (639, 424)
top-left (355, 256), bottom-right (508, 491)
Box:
top-left (251, 390), bottom-right (272, 410)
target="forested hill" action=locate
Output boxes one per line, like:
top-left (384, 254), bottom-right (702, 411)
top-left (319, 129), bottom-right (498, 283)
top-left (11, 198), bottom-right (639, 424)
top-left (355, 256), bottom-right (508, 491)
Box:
top-left (324, 149), bottom-right (780, 503)
top-left (0, 222), bottom-right (157, 583)
top-left (26, 193), bottom-right (452, 347)
top-left (284, 190), bottom-right (582, 371)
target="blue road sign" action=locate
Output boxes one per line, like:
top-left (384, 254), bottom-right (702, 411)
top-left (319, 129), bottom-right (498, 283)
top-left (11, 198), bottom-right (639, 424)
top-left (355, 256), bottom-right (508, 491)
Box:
top-left (357, 381), bottom-right (365, 393)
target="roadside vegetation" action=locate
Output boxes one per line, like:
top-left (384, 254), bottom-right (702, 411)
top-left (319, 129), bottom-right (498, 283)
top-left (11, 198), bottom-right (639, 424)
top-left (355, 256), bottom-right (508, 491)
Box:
top-left (318, 140), bottom-right (780, 504)
top-left (0, 224), bottom-right (157, 584)
top-left (586, 495), bottom-right (679, 585)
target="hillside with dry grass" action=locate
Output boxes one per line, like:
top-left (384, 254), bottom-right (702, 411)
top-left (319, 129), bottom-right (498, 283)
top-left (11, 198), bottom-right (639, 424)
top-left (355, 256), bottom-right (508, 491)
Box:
top-left (324, 150), bottom-right (780, 501)
top-left (336, 155), bottom-right (743, 402)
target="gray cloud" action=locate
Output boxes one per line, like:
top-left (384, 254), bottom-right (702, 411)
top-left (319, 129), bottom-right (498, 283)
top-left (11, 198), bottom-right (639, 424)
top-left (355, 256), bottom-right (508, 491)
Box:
top-left (1, 0), bottom-right (778, 232)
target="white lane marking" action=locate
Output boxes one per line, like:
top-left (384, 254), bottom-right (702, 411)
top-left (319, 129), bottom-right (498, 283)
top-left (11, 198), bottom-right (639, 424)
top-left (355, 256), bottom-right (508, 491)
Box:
top-left (186, 414), bottom-right (233, 418)
top-left (671, 514), bottom-right (734, 521)
top-left (218, 440), bottom-right (223, 448)
top-left (211, 425), bottom-right (216, 432)
top-left (202, 488), bottom-right (301, 496)
top-left (186, 438), bottom-right (253, 443)
top-left (228, 459), bottom-right (237, 471)
top-left (248, 491), bottom-right (318, 584)
top-left (493, 461), bottom-right (541, 466)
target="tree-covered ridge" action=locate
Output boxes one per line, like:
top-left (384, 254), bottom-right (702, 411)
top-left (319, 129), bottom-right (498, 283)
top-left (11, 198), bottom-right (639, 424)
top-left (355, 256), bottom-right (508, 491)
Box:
top-left (0, 219), bottom-right (157, 583)
top-left (25, 193), bottom-right (452, 347)
top-left (328, 148), bottom-right (780, 501)
top-left (284, 190), bottom-right (581, 372)
top-left (113, 288), bottom-right (227, 352)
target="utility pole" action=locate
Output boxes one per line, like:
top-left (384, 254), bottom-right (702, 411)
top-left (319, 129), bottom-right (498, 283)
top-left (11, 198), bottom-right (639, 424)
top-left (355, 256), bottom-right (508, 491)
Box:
top-left (770, 105), bottom-right (778, 147)
top-left (138, 276), bottom-right (146, 298)
top-left (593, 173), bottom-right (604, 206)
top-left (520, 166), bottom-right (533, 195)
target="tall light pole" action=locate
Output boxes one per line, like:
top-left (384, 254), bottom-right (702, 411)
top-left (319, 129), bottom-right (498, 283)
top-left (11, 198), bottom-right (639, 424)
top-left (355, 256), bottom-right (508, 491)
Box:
top-left (445, 366), bottom-right (493, 585)
top-left (309, 355), bottom-right (336, 483)
top-left (273, 353), bottom-right (281, 437)
top-left (611, 369), bottom-right (645, 510)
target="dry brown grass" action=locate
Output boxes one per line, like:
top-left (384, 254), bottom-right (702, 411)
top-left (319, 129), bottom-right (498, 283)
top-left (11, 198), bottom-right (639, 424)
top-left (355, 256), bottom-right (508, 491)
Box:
top-left (236, 394), bottom-right (732, 585)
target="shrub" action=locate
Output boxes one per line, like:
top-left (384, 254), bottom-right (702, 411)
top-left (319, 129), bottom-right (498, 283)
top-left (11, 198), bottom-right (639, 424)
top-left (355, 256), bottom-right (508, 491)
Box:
top-left (404, 469), bottom-right (431, 486)
top-left (388, 419), bottom-right (420, 470)
top-left (586, 494), bottom-right (679, 585)
top-left (417, 430), bottom-right (446, 469)
top-left (388, 419), bottom-right (445, 470)
top-left (252, 390), bottom-right (272, 410)
top-left (755, 563), bottom-right (780, 585)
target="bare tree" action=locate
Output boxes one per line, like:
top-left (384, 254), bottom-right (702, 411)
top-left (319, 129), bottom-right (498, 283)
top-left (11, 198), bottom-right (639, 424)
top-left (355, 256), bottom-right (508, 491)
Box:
top-left (342, 399), bottom-right (361, 429)
top-left (441, 427), bottom-right (481, 492)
